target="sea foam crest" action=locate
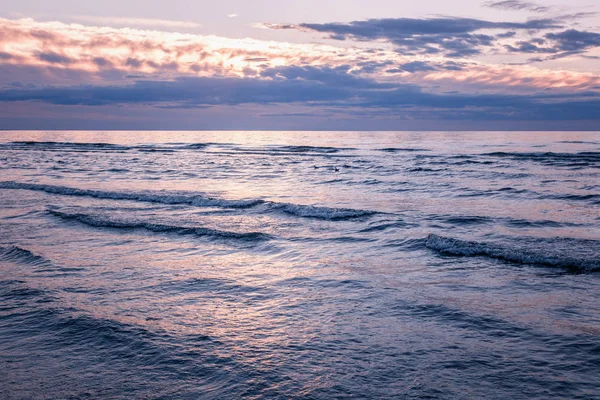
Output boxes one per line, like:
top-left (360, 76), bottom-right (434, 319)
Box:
top-left (425, 234), bottom-right (600, 271)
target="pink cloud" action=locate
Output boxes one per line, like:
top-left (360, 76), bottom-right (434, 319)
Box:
top-left (0, 17), bottom-right (599, 94)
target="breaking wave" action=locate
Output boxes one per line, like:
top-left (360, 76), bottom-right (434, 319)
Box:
top-left (425, 234), bottom-right (600, 271)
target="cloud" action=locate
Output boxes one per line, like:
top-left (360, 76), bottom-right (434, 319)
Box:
top-left (259, 65), bottom-right (395, 89)
top-left (67, 15), bottom-right (202, 29)
top-left (504, 29), bottom-right (600, 58)
top-left (1, 17), bottom-right (598, 92)
top-left (1, 16), bottom-right (599, 128)
top-left (420, 64), bottom-right (600, 92)
top-left (0, 66), bottom-right (396, 106)
top-left (267, 17), bottom-right (563, 57)
top-left (267, 16), bottom-right (600, 59)
top-left (0, 18), bottom-right (407, 82)
top-left (36, 51), bottom-right (74, 64)
top-left (227, 14), bottom-right (238, 18)
top-left (483, 1), bottom-right (550, 13)
top-left (386, 61), bottom-right (468, 74)
top-left (395, 61), bottom-right (438, 73)
top-left (1, 66), bottom-right (599, 123)
top-left (546, 29), bottom-right (600, 52)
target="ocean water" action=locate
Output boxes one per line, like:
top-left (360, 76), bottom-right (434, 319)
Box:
top-left (0, 130), bottom-right (599, 399)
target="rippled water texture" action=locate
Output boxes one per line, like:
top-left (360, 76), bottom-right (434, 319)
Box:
top-left (1, 131), bottom-right (599, 399)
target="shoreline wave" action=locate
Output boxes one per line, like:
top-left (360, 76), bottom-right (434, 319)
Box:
top-left (425, 234), bottom-right (600, 271)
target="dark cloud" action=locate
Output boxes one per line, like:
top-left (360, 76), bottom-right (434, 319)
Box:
top-left (497, 31), bottom-right (517, 38)
top-left (270, 17), bottom-right (562, 57)
top-left (505, 41), bottom-right (553, 53)
top-left (354, 60), bottom-right (394, 73)
top-left (553, 12), bottom-right (598, 22)
top-left (506, 29), bottom-right (600, 57)
top-left (546, 29), bottom-right (600, 52)
top-left (386, 60), bottom-right (466, 74)
top-left (1, 66), bottom-right (598, 122)
top-left (91, 57), bottom-right (112, 67)
top-left (125, 58), bottom-right (143, 68)
top-left (0, 66), bottom-right (392, 106)
top-left (293, 17), bottom-right (558, 38)
top-left (395, 61), bottom-right (438, 73)
top-left (259, 65), bottom-right (394, 89)
top-left (36, 51), bottom-right (74, 64)
top-left (484, 1), bottom-right (550, 13)
top-left (442, 61), bottom-right (467, 71)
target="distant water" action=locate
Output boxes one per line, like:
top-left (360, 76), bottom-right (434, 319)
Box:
top-left (1, 131), bottom-right (599, 399)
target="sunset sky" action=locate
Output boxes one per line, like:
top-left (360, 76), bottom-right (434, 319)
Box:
top-left (1, 0), bottom-right (599, 130)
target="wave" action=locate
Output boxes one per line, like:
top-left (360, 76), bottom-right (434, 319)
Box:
top-left (558, 140), bottom-right (599, 145)
top-left (0, 181), bottom-right (264, 209)
top-left (359, 221), bottom-right (410, 232)
top-left (547, 193), bottom-right (600, 204)
top-left (47, 209), bottom-right (271, 242)
top-left (0, 245), bottom-right (50, 267)
top-left (1, 181), bottom-right (376, 221)
top-left (0, 141), bottom-right (218, 153)
top-left (270, 145), bottom-right (342, 153)
top-left (0, 245), bottom-right (84, 276)
top-left (213, 145), bottom-right (354, 157)
top-left (8, 141), bottom-right (125, 148)
top-left (378, 147), bottom-right (428, 152)
top-left (273, 203), bottom-right (376, 220)
top-left (481, 151), bottom-right (600, 167)
top-left (428, 214), bottom-right (584, 229)
top-left (184, 143), bottom-right (214, 149)
top-left (2, 141), bottom-right (131, 152)
top-left (435, 214), bottom-right (581, 228)
top-left (408, 167), bottom-right (446, 173)
top-left (0, 279), bottom-right (49, 300)
top-left (425, 234), bottom-right (600, 271)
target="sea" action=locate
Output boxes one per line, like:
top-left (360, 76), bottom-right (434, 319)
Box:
top-left (0, 130), bottom-right (599, 399)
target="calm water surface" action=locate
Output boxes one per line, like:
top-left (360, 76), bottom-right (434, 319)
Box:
top-left (0, 131), bottom-right (599, 399)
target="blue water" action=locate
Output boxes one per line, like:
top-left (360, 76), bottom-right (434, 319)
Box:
top-left (0, 131), bottom-right (599, 399)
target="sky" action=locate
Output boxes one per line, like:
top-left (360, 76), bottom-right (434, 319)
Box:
top-left (0, 0), bottom-right (599, 130)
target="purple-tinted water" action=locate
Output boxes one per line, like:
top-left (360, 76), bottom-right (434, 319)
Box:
top-left (1, 131), bottom-right (599, 399)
